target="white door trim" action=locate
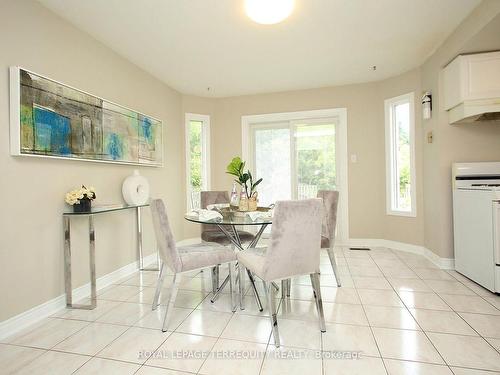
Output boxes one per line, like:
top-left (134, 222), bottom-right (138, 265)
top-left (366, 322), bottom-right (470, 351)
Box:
top-left (241, 108), bottom-right (349, 242)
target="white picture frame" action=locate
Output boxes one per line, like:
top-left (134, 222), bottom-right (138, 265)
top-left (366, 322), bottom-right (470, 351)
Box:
top-left (9, 66), bottom-right (164, 167)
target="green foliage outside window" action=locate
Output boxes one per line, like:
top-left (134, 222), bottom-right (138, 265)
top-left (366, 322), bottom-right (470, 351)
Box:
top-left (296, 124), bottom-right (336, 194)
top-left (189, 121), bottom-right (202, 190)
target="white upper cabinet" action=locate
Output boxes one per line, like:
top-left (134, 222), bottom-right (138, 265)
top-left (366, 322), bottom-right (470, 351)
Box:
top-left (444, 51), bottom-right (500, 110)
top-left (443, 51), bottom-right (500, 124)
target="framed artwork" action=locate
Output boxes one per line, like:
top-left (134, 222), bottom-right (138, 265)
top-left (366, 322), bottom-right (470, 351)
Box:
top-left (9, 67), bottom-right (163, 166)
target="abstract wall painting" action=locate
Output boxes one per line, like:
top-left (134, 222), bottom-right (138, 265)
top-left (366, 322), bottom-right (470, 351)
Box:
top-left (9, 67), bottom-right (163, 166)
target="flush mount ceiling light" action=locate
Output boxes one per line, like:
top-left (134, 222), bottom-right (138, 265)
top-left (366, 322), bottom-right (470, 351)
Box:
top-left (245, 0), bottom-right (295, 25)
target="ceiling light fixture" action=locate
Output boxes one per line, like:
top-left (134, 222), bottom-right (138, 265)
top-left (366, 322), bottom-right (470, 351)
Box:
top-left (245, 0), bottom-right (295, 25)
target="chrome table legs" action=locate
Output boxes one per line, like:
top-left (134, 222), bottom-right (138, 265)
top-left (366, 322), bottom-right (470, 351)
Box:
top-left (64, 215), bottom-right (96, 310)
top-left (281, 279), bottom-right (291, 299)
top-left (211, 223), bottom-right (267, 312)
top-left (63, 206), bottom-right (159, 310)
top-left (137, 206), bottom-right (160, 271)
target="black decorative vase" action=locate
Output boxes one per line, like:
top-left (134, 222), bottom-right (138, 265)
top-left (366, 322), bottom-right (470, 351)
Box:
top-left (73, 198), bottom-right (92, 213)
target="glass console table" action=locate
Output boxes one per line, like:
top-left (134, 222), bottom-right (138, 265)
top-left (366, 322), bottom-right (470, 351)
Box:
top-left (63, 204), bottom-right (159, 310)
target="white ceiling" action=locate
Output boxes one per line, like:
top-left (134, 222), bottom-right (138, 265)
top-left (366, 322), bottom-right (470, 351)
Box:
top-left (39, 0), bottom-right (481, 97)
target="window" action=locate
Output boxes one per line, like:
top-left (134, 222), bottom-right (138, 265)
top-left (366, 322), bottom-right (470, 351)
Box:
top-left (385, 93), bottom-right (416, 216)
top-left (242, 108), bottom-right (349, 242)
top-left (251, 120), bottom-right (337, 207)
top-left (185, 113), bottom-right (210, 209)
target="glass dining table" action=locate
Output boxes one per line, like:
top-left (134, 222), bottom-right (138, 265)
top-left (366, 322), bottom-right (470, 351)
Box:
top-left (184, 209), bottom-right (272, 311)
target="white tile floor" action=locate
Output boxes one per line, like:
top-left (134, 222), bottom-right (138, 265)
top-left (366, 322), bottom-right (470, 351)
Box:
top-left (1, 247), bottom-right (500, 374)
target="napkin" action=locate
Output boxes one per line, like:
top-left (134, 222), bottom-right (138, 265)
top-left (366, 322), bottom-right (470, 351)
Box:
top-left (207, 203), bottom-right (229, 210)
top-left (246, 210), bottom-right (273, 222)
top-left (187, 209), bottom-right (223, 222)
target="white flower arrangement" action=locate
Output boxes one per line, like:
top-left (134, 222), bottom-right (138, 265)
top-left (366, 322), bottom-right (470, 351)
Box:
top-left (65, 185), bottom-right (96, 205)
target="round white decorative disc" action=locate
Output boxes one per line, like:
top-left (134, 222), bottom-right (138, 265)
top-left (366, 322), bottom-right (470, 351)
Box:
top-left (122, 170), bottom-right (150, 205)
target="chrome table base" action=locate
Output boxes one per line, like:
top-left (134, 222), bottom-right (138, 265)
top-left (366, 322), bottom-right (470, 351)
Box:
top-left (211, 224), bottom-right (268, 311)
top-left (137, 206), bottom-right (160, 272)
top-left (64, 206), bottom-right (159, 310)
top-left (64, 215), bottom-right (97, 310)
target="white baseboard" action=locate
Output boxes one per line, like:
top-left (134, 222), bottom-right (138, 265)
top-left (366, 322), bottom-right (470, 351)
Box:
top-left (1, 236), bottom-right (453, 341)
top-left (0, 252), bottom-right (158, 341)
top-left (180, 236), bottom-right (455, 270)
top-left (341, 238), bottom-right (455, 270)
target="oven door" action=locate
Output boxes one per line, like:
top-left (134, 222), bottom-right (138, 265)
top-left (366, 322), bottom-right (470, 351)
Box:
top-left (453, 189), bottom-right (496, 291)
top-left (494, 201), bottom-right (500, 292)
top-left (495, 202), bottom-right (500, 266)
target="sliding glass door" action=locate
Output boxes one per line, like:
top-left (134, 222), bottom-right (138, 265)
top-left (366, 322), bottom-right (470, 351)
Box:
top-left (251, 119), bottom-right (337, 207)
top-left (253, 123), bottom-right (291, 206)
top-left (295, 120), bottom-right (336, 199)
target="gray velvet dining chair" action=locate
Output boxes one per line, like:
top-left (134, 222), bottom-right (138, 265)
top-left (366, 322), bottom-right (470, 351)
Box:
top-left (280, 190), bottom-right (342, 299)
top-left (236, 199), bottom-right (326, 347)
top-left (150, 199), bottom-right (238, 332)
top-left (200, 191), bottom-right (254, 297)
top-left (317, 190), bottom-right (342, 287)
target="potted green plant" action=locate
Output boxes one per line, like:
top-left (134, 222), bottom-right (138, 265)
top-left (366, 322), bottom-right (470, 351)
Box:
top-left (226, 157), bottom-right (262, 211)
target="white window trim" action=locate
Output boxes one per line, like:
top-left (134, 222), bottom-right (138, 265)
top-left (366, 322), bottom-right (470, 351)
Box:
top-left (241, 108), bottom-right (349, 243)
top-left (384, 92), bottom-right (416, 217)
top-left (185, 113), bottom-right (211, 210)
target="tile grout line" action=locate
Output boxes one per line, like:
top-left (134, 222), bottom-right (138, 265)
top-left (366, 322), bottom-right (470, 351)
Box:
top-left (81, 269), bottom-right (198, 373)
top-left (5, 250), bottom-right (500, 374)
top-left (137, 274), bottom-right (216, 374)
top-left (409, 257), bottom-right (500, 357)
top-left (445, 269), bottom-right (500, 314)
top-left (389, 247), bottom-right (452, 370)
top-left (0, 342), bottom-right (48, 372)
top-left (195, 280), bottom-right (242, 375)
top-left (347, 246), bottom-right (389, 375)
top-left (256, 288), bottom-right (277, 375)
top-left (7, 268), bottom-right (194, 373)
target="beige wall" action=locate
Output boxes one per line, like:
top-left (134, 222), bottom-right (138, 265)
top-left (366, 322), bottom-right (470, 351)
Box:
top-left (2, 0), bottom-right (500, 324)
top-left (0, 1), bottom-right (185, 321)
top-left (181, 95), bottom-right (217, 238)
top-left (192, 0), bottom-right (500, 259)
top-left (377, 69), bottom-right (425, 246)
top-left (421, 1), bottom-right (500, 259)
top-left (210, 81), bottom-right (412, 242)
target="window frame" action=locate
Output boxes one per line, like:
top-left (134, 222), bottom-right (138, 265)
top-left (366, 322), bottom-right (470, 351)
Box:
top-left (241, 108), bottom-right (349, 242)
top-left (384, 92), bottom-right (416, 217)
top-left (185, 113), bottom-right (210, 210)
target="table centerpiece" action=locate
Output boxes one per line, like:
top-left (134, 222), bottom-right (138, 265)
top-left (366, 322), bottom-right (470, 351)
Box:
top-left (226, 156), bottom-right (262, 212)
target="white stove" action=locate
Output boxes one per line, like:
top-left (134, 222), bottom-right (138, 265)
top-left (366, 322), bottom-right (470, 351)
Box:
top-left (453, 162), bottom-right (500, 293)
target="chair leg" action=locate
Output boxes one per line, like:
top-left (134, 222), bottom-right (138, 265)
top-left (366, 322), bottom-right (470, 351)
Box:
top-left (326, 247), bottom-right (342, 287)
top-left (281, 280), bottom-right (287, 299)
top-left (286, 279), bottom-right (291, 297)
top-left (228, 262), bottom-right (237, 312)
top-left (161, 273), bottom-right (179, 332)
top-left (216, 265), bottom-right (220, 286)
top-left (310, 273), bottom-right (326, 333)
top-left (152, 263), bottom-right (166, 311)
top-left (238, 263), bottom-right (245, 310)
top-left (263, 281), bottom-right (280, 347)
top-left (211, 266), bottom-right (220, 296)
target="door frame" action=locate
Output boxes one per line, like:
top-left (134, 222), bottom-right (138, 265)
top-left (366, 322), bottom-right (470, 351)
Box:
top-left (185, 113), bottom-right (211, 210)
top-left (242, 108), bottom-right (349, 243)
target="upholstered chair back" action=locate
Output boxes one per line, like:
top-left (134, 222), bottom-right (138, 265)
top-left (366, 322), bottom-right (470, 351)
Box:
top-left (317, 190), bottom-right (339, 245)
top-left (200, 191), bottom-right (229, 233)
top-left (150, 199), bottom-right (182, 272)
top-left (263, 199), bottom-right (323, 280)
